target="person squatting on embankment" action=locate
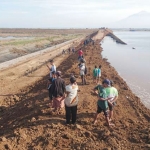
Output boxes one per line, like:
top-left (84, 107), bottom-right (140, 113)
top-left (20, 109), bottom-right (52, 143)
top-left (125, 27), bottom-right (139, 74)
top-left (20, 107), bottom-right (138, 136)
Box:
top-left (62, 49), bottom-right (66, 55)
top-left (68, 48), bottom-right (71, 54)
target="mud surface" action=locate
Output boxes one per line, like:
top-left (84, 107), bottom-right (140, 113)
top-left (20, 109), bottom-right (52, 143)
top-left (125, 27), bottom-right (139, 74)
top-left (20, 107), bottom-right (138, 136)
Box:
top-left (0, 29), bottom-right (96, 63)
top-left (0, 38), bottom-right (150, 150)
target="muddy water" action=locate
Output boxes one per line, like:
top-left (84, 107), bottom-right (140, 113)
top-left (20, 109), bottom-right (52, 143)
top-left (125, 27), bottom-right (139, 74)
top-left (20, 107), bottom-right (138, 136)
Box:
top-left (102, 31), bottom-right (150, 109)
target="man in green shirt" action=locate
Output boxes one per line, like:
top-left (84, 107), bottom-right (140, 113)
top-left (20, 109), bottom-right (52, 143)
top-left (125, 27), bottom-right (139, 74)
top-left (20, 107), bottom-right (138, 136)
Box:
top-left (93, 79), bottom-right (114, 126)
top-left (105, 80), bottom-right (118, 121)
top-left (93, 65), bottom-right (98, 83)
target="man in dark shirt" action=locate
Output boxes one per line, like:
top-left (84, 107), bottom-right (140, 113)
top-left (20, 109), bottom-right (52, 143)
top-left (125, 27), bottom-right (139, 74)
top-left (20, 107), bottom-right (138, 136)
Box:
top-left (51, 71), bottom-right (66, 111)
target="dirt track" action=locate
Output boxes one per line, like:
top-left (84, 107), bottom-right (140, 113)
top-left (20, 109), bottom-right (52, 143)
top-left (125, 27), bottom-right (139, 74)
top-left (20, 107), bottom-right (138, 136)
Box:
top-left (0, 37), bottom-right (83, 105)
top-left (0, 31), bottom-right (150, 150)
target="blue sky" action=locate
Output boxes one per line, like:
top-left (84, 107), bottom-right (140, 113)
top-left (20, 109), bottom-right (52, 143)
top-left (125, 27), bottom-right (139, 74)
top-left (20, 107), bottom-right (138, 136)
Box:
top-left (0, 0), bottom-right (150, 28)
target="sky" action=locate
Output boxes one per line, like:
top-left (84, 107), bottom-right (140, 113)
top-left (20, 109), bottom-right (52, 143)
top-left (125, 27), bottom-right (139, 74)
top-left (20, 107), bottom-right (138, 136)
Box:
top-left (0, 0), bottom-right (150, 28)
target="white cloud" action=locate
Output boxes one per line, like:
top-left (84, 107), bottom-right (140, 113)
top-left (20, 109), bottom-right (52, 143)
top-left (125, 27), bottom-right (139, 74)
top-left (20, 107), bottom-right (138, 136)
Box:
top-left (0, 0), bottom-right (150, 28)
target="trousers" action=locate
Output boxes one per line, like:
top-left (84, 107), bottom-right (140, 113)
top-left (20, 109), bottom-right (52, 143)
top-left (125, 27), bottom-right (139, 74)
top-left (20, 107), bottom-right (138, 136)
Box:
top-left (65, 105), bottom-right (77, 124)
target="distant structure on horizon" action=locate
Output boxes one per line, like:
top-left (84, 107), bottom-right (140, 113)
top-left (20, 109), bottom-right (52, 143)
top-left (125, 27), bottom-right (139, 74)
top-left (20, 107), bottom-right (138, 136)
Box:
top-left (110, 11), bottom-right (150, 28)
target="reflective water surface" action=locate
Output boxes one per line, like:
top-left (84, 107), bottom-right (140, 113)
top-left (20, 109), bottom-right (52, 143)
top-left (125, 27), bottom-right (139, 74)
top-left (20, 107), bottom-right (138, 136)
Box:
top-left (102, 31), bottom-right (150, 109)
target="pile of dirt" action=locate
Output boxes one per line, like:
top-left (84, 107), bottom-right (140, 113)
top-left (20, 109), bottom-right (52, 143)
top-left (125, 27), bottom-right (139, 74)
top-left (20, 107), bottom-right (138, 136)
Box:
top-left (0, 40), bottom-right (150, 150)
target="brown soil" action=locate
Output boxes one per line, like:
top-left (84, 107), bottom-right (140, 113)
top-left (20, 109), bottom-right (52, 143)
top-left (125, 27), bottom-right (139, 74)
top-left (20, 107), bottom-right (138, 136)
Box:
top-left (0, 29), bottom-right (97, 37)
top-left (0, 37), bottom-right (82, 100)
top-left (0, 34), bottom-right (150, 150)
top-left (10, 48), bottom-right (28, 55)
top-left (0, 29), bottom-right (97, 63)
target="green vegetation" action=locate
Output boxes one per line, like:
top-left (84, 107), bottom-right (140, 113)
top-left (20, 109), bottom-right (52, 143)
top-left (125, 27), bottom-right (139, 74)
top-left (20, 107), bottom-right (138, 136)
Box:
top-left (2, 37), bottom-right (48, 46)
top-left (0, 34), bottom-right (81, 46)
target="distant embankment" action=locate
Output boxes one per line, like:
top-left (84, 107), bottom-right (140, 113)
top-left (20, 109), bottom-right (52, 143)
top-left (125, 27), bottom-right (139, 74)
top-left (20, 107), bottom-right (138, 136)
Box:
top-left (86, 30), bottom-right (99, 40)
top-left (0, 38), bottom-right (82, 71)
top-left (106, 32), bottom-right (127, 45)
top-left (0, 31), bottom-right (98, 71)
top-left (104, 29), bottom-right (127, 45)
top-left (89, 30), bottom-right (99, 38)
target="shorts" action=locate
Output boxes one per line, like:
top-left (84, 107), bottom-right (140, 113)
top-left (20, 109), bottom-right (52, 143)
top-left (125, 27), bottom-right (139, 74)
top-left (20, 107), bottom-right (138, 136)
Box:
top-left (108, 102), bottom-right (116, 111)
top-left (97, 74), bottom-right (101, 78)
top-left (80, 71), bottom-right (85, 76)
top-left (97, 105), bottom-right (109, 117)
top-left (93, 76), bottom-right (97, 79)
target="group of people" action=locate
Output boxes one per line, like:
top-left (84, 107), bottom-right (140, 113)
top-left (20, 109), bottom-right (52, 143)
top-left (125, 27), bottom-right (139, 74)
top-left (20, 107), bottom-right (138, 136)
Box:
top-left (77, 47), bottom-right (118, 126)
top-left (47, 60), bottom-right (79, 124)
top-left (46, 43), bottom-right (118, 126)
top-left (62, 47), bottom-right (75, 55)
top-left (84, 38), bottom-right (94, 46)
top-left (93, 79), bottom-right (118, 126)
top-left (93, 65), bottom-right (102, 83)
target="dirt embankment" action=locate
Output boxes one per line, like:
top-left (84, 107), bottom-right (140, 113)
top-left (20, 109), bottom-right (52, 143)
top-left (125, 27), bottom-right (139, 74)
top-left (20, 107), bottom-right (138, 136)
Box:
top-left (0, 29), bottom-right (98, 37)
top-left (0, 28), bottom-right (97, 63)
top-left (0, 31), bottom-right (150, 150)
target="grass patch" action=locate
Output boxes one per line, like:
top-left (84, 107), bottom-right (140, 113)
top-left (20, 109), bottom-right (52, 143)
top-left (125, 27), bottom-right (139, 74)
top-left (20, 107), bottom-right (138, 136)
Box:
top-left (2, 37), bottom-right (48, 46)
top-left (0, 34), bottom-right (81, 46)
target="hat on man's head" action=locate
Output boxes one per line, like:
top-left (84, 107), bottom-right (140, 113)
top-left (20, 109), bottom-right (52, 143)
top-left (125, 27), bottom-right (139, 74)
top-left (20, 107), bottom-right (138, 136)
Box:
top-left (102, 79), bottom-right (111, 86)
top-left (56, 71), bottom-right (61, 76)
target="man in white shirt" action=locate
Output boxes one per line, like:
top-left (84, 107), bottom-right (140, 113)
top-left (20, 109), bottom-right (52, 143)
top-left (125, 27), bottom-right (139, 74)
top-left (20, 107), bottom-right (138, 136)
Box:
top-left (78, 60), bottom-right (86, 85)
top-left (47, 60), bottom-right (56, 78)
top-left (65, 77), bottom-right (78, 124)
top-left (105, 80), bottom-right (118, 121)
